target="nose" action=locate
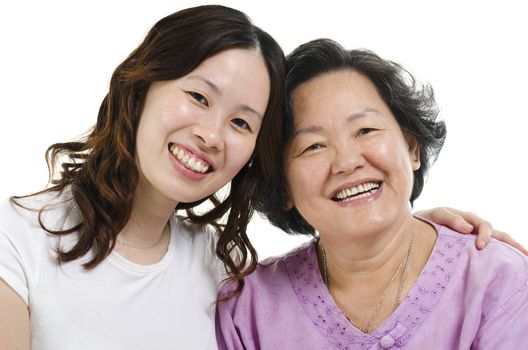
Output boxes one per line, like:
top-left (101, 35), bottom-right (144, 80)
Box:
top-left (330, 142), bottom-right (365, 175)
top-left (193, 116), bottom-right (225, 151)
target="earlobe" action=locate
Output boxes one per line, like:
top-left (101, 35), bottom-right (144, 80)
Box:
top-left (282, 183), bottom-right (294, 210)
top-left (411, 144), bottom-right (421, 171)
top-left (406, 135), bottom-right (421, 171)
top-left (285, 197), bottom-right (294, 210)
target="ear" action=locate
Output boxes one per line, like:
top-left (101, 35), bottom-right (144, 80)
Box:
top-left (285, 197), bottom-right (294, 210)
top-left (406, 135), bottom-right (421, 171)
top-left (283, 184), bottom-right (294, 210)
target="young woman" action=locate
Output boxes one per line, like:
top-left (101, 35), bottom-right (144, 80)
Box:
top-left (0, 6), bottom-right (511, 350)
top-left (0, 5), bottom-right (285, 349)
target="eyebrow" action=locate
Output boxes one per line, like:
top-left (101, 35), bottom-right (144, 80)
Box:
top-left (187, 75), bottom-right (221, 95)
top-left (290, 125), bottom-right (323, 141)
top-left (187, 75), bottom-right (263, 119)
top-left (240, 105), bottom-right (263, 119)
top-left (347, 107), bottom-right (381, 121)
top-left (290, 107), bottom-right (381, 140)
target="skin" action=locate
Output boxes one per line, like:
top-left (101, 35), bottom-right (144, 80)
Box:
top-left (116, 48), bottom-right (270, 264)
top-left (283, 69), bottom-right (489, 332)
top-left (286, 70), bottom-right (420, 245)
top-left (1, 49), bottom-right (521, 349)
top-left (0, 279), bottom-right (30, 350)
top-left (0, 47), bottom-right (271, 349)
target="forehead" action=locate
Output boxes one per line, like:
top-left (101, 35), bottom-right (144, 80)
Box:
top-left (185, 48), bottom-right (271, 114)
top-left (290, 70), bottom-right (389, 125)
top-left (188, 48), bottom-right (269, 88)
top-left (194, 48), bottom-right (264, 72)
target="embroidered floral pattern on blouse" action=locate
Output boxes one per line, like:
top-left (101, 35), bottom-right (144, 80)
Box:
top-left (285, 229), bottom-right (466, 349)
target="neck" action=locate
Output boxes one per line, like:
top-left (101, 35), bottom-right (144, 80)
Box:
top-left (117, 179), bottom-right (177, 252)
top-left (320, 214), bottom-right (416, 287)
top-left (318, 215), bottom-right (437, 333)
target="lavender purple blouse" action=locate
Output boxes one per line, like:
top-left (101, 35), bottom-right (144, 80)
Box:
top-left (216, 223), bottom-right (528, 349)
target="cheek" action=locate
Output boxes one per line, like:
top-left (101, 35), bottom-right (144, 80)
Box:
top-left (285, 166), bottom-right (326, 229)
top-left (374, 137), bottom-right (416, 195)
top-left (370, 136), bottom-right (414, 171)
top-left (157, 102), bottom-right (195, 131)
top-left (135, 118), bottom-right (156, 161)
top-left (227, 136), bottom-right (256, 170)
top-left (285, 158), bottom-right (326, 202)
top-left (136, 103), bottom-right (192, 158)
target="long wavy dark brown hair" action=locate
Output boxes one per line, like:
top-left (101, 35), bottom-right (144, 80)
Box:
top-left (12, 5), bottom-right (285, 297)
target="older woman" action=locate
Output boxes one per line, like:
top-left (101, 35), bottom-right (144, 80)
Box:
top-left (216, 39), bottom-right (528, 349)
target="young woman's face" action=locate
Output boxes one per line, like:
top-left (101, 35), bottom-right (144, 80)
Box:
top-left (135, 48), bottom-right (270, 205)
top-left (284, 70), bottom-right (420, 239)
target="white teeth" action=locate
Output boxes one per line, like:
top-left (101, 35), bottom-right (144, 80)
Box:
top-left (334, 181), bottom-right (380, 200)
top-left (169, 144), bottom-right (210, 173)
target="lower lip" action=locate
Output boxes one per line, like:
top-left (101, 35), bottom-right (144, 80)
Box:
top-left (335, 184), bottom-right (383, 207)
top-left (168, 151), bottom-right (208, 181)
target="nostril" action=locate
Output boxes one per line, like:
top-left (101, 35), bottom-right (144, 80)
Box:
top-left (194, 126), bottom-right (224, 147)
top-left (195, 134), bottom-right (206, 144)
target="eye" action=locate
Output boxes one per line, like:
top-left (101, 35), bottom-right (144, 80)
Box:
top-left (231, 118), bottom-right (252, 132)
top-left (302, 143), bottom-right (324, 153)
top-left (357, 128), bottom-right (376, 136)
top-left (187, 91), bottom-right (209, 106)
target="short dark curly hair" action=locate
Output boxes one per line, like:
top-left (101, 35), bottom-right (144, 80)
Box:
top-left (255, 38), bottom-right (447, 236)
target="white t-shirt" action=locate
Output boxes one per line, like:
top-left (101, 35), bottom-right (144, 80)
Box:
top-left (0, 192), bottom-right (225, 350)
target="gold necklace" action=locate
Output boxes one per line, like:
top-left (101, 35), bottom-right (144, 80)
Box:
top-left (116, 225), bottom-right (169, 250)
top-left (319, 232), bottom-right (414, 334)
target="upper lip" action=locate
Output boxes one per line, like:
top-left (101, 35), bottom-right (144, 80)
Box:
top-left (169, 143), bottom-right (216, 170)
top-left (329, 179), bottom-right (382, 199)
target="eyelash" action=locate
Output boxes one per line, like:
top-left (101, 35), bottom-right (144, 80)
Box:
top-left (187, 91), bottom-right (209, 106)
top-left (186, 89), bottom-right (255, 132)
top-left (301, 143), bottom-right (324, 154)
top-left (232, 118), bottom-right (252, 132)
top-left (299, 128), bottom-right (377, 154)
top-left (358, 127), bottom-right (375, 136)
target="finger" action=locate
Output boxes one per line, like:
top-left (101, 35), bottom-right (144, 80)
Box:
top-left (492, 230), bottom-right (528, 256)
top-left (430, 207), bottom-right (474, 233)
top-left (446, 208), bottom-right (499, 237)
top-left (439, 208), bottom-right (493, 248)
top-left (473, 221), bottom-right (493, 250)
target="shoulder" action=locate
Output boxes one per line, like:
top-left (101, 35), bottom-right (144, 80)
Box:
top-left (0, 196), bottom-right (42, 243)
top-left (1, 189), bottom-right (77, 230)
top-left (172, 216), bottom-right (225, 283)
top-left (434, 227), bottom-right (528, 346)
top-left (172, 216), bottom-right (218, 260)
top-left (437, 224), bottom-right (528, 312)
top-left (254, 239), bottom-right (315, 283)
top-left (259, 239), bottom-right (316, 268)
top-left (219, 240), bottom-right (316, 299)
top-left (217, 241), bottom-right (315, 321)
top-left (0, 194), bottom-right (64, 305)
top-left (438, 224), bottom-right (528, 271)
top-left (0, 190), bottom-right (81, 257)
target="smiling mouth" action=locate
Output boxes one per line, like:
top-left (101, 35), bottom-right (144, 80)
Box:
top-left (169, 143), bottom-right (212, 174)
top-left (332, 181), bottom-right (381, 202)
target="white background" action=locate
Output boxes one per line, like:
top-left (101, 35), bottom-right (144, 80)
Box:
top-left (1, 0), bottom-right (526, 259)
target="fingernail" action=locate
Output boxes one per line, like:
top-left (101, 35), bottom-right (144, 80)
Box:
top-left (478, 241), bottom-right (486, 249)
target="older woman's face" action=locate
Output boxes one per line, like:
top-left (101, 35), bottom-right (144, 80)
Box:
top-left (284, 70), bottom-right (420, 239)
